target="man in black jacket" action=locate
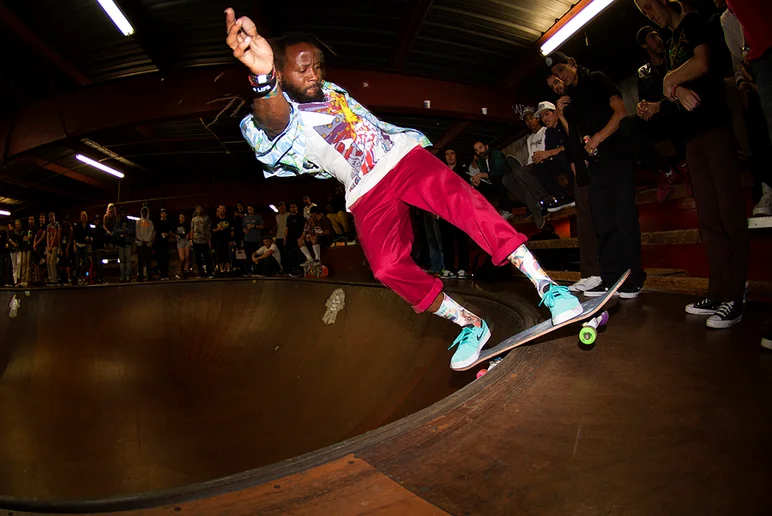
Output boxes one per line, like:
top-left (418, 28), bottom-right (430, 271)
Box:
top-left (548, 51), bottom-right (645, 299)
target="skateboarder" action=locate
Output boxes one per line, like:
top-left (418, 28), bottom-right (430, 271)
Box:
top-left (225, 8), bottom-right (583, 368)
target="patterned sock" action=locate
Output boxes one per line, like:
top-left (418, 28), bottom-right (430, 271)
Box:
top-left (508, 244), bottom-right (555, 297)
top-left (312, 244), bottom-right (321, 261)
top-left (300, 247), bottom-right (313, 262)
top-left (433, 293), bottom-right (482, 328)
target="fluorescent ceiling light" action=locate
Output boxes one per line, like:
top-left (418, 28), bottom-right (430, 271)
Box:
top-left (0, 210), bottom-right (10, 217)
top-left (76, 154), bottom-right (125, 178)
top-left (97, 0), bottom-right (135, 36)
top-left (127, 215), bottom-right (140, 221)
top-left (540, 0), bottom-right (615, 55)
top-left (269, 204), bottom-right (279, 213)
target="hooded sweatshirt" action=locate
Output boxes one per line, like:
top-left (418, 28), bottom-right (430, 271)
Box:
top-left (135, 207), bottom-right (155, 246)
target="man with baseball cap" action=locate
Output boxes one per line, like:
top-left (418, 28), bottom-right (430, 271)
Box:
top-left (619, 26), bottom-right (684, 203)
top-left (533, 100), bottom-right (575, 213)
top-left (546, 51), bottom-right (645, 299)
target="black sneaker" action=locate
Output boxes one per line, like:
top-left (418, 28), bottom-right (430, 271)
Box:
top-left (685, 298), bottom-right (721, 316)
top-left (618, 283), bottom-right (642, 299)
top-left (706, 301), bottom-right (742, 329)
top-left (583, 283), bottom-right (614, 298)
top-left (545, 196), bottom-right (576, 213)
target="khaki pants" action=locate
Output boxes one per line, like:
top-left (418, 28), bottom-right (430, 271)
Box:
top-left (19, 251), bottom-right (31, 285)
top-left (327, 212), bottom-right (350, 234)
top-left (46, 247), bottom-right (59, 283)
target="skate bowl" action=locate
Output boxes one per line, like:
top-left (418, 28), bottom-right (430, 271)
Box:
top-left (0, 279), bottom-right (533, 510)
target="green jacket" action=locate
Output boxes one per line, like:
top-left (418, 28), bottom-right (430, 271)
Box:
top-left (477, 149), bottom-right (510, 184)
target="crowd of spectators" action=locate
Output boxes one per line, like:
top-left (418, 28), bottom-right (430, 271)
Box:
top-left (0, 194), bottom-right (356, 287)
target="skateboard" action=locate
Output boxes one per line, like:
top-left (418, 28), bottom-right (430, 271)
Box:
top-left (454, 270), bottom-right (630, 372)
top-left (303, 262), bottom-right (329, 278)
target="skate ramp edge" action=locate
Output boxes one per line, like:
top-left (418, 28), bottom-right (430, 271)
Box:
top-left (0, 280), bottom-right (539, 514)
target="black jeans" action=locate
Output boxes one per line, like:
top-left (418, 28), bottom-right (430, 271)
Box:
top-left (438, 218), bottom-right (469, 273)
top-left (588, 157), bottom-right (646, 287)
top-left (74, 245), bottom-right (89, 278)
top-left (136, 244), bottom-right (152, 280)
top-left (193, 243), bottom-right (213, 276)
top-left (92, 249), bottom-right (104, 282)
top-left (155, 242), bottom-right (170, 278)
top-left (620, 114), bottom-right (684, 172)
top-left (255, 257), bottom-right (281, 275)
top-left (244, 241), bottom-right (261, 273)
top-left (532, 154), bottom-right (573, 198)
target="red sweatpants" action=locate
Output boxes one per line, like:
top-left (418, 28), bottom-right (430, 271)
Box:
top-left (350, 147), bottom-right (528, 312)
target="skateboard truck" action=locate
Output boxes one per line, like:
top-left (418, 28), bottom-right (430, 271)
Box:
top-left (579, 310), bottom-right (609, 346)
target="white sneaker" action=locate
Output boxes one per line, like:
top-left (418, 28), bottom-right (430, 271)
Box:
top-left (568, 275), bottom-right (602, 292)
top-left (762, 335), bottom-right (772, 350)
top-left (457, 270), bottom-right (468, 279)
top-left (752, 195), bottom-right (772, 216)
top-left (301, 259), bottom-right (315, 267)
top-left (500, 210), bottom-right (514, 221)
top-left (439, 270), bottom-right (457, 279)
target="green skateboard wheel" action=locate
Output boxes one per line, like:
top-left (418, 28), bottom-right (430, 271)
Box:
top-left (579, 327), bottom-right (597, 345)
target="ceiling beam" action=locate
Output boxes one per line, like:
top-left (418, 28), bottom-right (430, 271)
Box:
top-left (2, 66), bottom-right (519, 158)
top-left (0, 3), bottom-right (92, 86)
top-left (432, 120), bottom-right (472, 150)
top-left (390, 0), bottom-right (433, 70)
top-left (0, 169), bottom-right (88, 200)
top-left (497, 0), bottom-right (597, 91)
top-left (113, 0), bottom-right (174, 75)
top-left (23, 156), bottom-right (110, 190)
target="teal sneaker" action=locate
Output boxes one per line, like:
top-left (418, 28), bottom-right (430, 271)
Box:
top-left (540, 284), bottom-right (583, 325)
top-left (449, 320), bottom-right (491, 370)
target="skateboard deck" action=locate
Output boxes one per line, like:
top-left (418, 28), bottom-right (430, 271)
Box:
top-left (454, 270), bottom-right (631, 371)
top-left (304, 263), bottom-right (329, 278)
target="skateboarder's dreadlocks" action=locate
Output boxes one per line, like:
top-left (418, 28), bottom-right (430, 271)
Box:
top-left (225, 8), bottom-right (584, 369)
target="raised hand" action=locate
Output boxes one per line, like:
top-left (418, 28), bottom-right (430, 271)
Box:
top-left (225, 8), bottom-right (274, 76)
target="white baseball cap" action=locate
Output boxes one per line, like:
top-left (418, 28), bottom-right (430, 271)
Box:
top-left (534, 101), bottom-right (556, 119)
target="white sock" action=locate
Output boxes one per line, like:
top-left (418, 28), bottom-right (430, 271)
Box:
top-left (312, 244), bottom-right (321, 261)
top-left (301, 247), bottom-right (313, 262)
top-left (508, 244), bottom-right (554, 297)
top-left (434, 293), bottom-right (482, 328)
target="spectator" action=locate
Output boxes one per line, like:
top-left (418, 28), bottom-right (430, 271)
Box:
top-left (135, 206), bottom-right (155, 282)
top-left (242, 204), bottom-right (264, 274)
top-left (6, 222), bottom-right (20, 287)
top-left (91, 212), bottom-right (107, 284)
top-left (636, 0), bottom-right (749, 327)
top-left (252, 236), bottom-right (282, 276)
top-left (103, 203), bottom-right (118, 248)
top-left (230, 211), bottom-right (246, 276)
top-left (211, 205), bottom-right (233, 277)
top-left (285, 202), bottom-right (305, 274)
top-left (191, 205), bottom-right (214, 278)
top-left (548, 75), bottom-right (603, 293)
top-left (439, 149), bottom-right (470, 279)
top-left (0, 225), bottom-right (8, 286)
top-left (471, 140), bottom-right (514, 220)
top-left (423, 211), bottom-right (446, 276)
top-left (620, 26), bottom-right (683, 203)
top-left (548, 51), bottom-right (645, 298)
top-left (174, 213), bottom-right (191, 279)
top-left (326, 187), bottom-right (351, 240)
top-left (33, 213), bottom-right (47, 285)
top-left (59, 213), bottom-right (74, 285)
top-left (115, 207), bottom-right (133, 282)
top-left (302, 195), bottom-right (317, 219)
top-left (274, 201), bottom-right (290, 264)
top-left (719, 3), bottom-right (772, 216)
top-left (155, 208), bottom-right (172, 280)
top-left (234, 202), bottom-right (246, 239)
top-left (72, 211), bottom-right (92, 285)
top-left (45, 211), bottom-right (61, 286)
top-left (531, 103), bottom-right (576, 211)
top-left (20, 216), bottom-right (35, 287)
top-left (298, 205), bottom-right (332, 265)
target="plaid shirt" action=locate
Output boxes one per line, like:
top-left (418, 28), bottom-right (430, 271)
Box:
top-left (240, 81), bottom-right (431, 191)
